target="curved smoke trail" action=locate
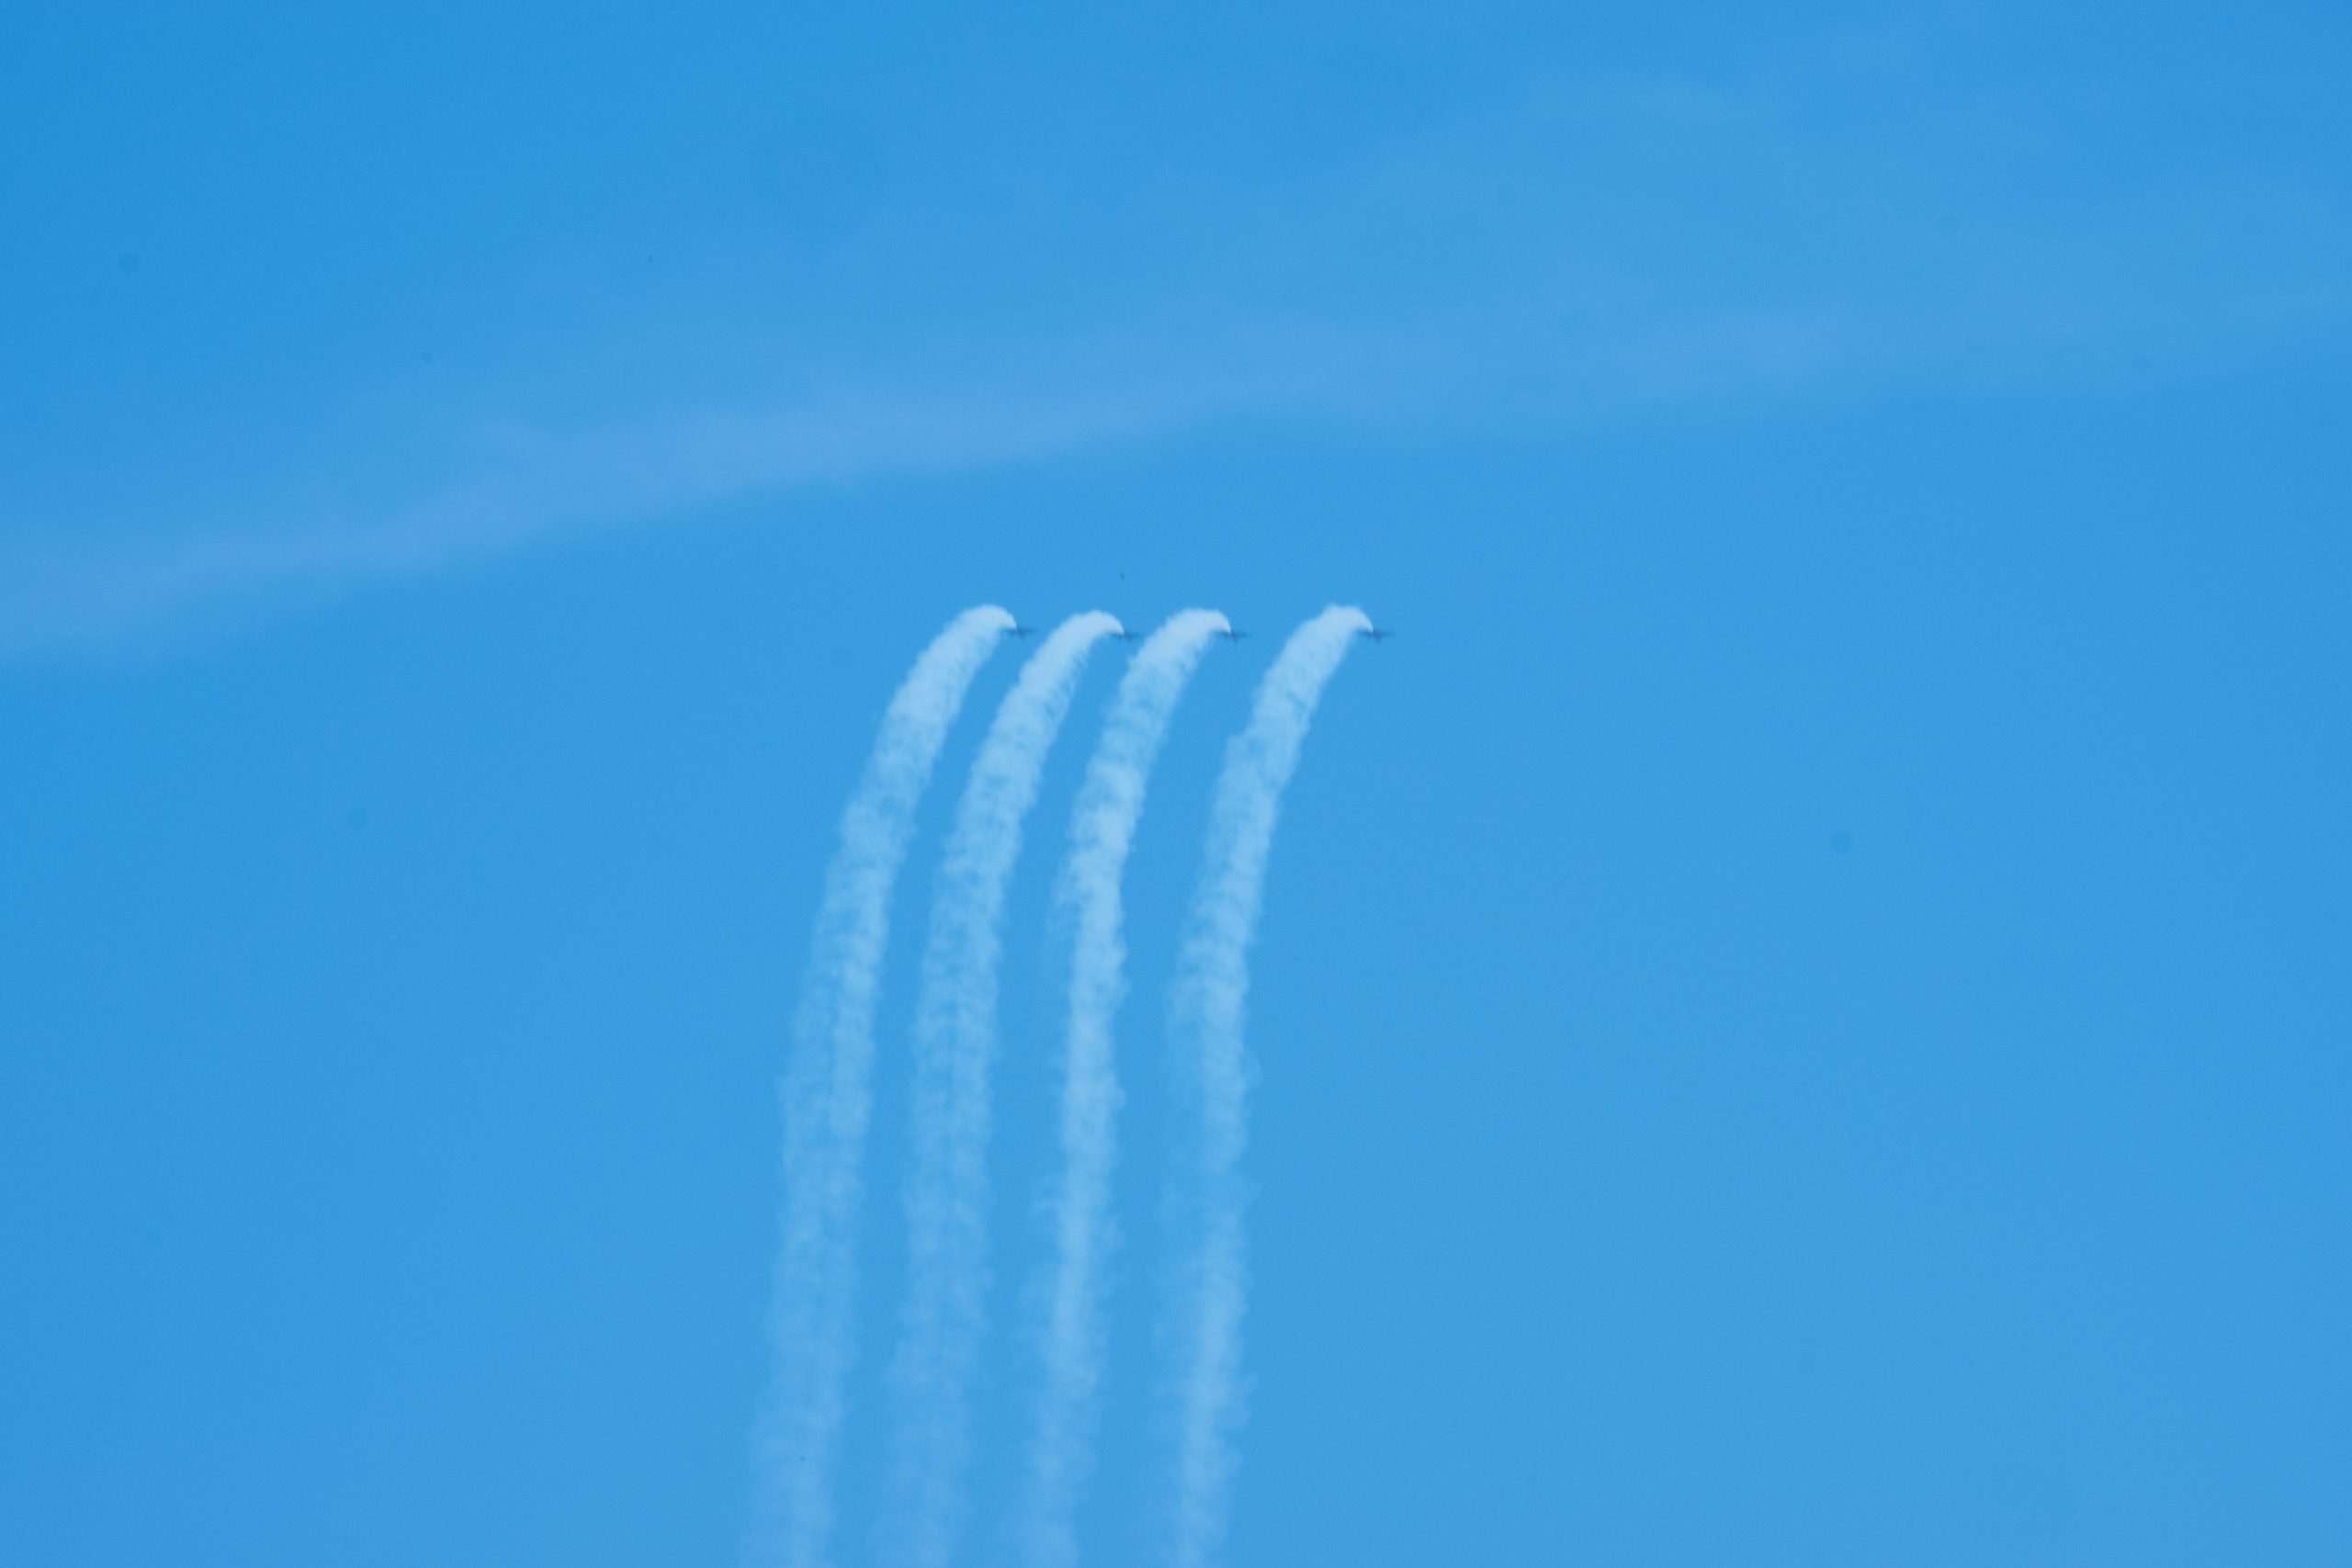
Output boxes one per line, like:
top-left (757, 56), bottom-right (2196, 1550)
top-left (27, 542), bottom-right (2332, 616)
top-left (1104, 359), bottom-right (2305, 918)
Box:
top-left (1166, 605), bottom-right (1371, 1568)
top-left (1023, 609), bottom-right (1230, 1568)
top-left (888, 611), bottom-right (1124, 1568)
top-left (750, 604), bottom-right (1015, 1568)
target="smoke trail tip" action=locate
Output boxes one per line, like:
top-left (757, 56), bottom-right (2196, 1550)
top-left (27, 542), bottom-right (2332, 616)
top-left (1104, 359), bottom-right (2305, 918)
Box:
top-left (1035, 610), bottom-right (1125, 655)
top-left (1148, 609), bottom-right (1230, 642)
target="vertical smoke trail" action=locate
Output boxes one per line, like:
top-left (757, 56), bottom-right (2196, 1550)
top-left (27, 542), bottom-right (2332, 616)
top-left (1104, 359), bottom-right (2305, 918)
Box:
top-left (888, 611), bottom-right (1125, 1568)
top-left (1024, 609), bottom-right (1230, 1568)
top-left (1166, 605), bottom-right (1372, 1568)
top-left (749, 604), bottom-right (1015, 1568)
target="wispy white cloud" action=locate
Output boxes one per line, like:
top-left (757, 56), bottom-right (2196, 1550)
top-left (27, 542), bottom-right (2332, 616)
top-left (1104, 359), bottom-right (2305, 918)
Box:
top-left (5, 51), bottom-right (2343, 661)
top-left (0, 378), bottom-right (1203, 660)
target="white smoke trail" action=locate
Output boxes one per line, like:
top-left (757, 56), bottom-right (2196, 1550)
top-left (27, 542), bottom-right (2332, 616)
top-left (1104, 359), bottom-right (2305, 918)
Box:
top-left (1023, 609), bottom-right (1230, 1568)
top-left (888, 610), bottom-right (1125, 1568)
top-left (749, 604), bottom-right (1015, 1568)
top-left (1165, 605), bottom-right (1372, 1568)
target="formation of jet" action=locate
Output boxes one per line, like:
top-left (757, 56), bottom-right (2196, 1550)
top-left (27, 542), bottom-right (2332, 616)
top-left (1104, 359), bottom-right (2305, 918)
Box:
top-left (1005, 618), bottom-right (1391, 642)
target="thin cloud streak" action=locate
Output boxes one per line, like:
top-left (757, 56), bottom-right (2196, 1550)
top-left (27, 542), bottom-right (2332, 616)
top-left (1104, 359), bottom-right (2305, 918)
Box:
top-left (0, 387), bottom-right (1188, 661)
top-left (7, 60), bottom-right (2341, 664)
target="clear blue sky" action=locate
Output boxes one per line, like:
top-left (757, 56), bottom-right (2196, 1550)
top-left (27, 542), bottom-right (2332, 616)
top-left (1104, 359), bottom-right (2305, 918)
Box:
top-left (4, 4), bottom-right (2348, 1564)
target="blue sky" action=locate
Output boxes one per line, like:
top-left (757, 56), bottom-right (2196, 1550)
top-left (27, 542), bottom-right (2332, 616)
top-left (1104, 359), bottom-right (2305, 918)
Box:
top-left (4, 3), bottom-right (2349, 1564)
